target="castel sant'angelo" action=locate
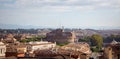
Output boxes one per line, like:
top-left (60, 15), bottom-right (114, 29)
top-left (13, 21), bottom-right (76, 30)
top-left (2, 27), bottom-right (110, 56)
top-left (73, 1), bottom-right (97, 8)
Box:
top-left (45, 28), bottom-right (76, 44)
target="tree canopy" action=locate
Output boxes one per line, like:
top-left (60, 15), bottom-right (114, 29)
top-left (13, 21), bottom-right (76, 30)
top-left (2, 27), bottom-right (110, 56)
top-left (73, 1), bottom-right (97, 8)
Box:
top-left (90, 34), bottom-right (103, 49)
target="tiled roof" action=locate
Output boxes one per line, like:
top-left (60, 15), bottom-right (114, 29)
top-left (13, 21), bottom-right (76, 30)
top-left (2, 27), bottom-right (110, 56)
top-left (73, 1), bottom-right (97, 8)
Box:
top-left (34, 49), bottom-right (58, 57)
top-left (62, 42), bottom-right (91, 54)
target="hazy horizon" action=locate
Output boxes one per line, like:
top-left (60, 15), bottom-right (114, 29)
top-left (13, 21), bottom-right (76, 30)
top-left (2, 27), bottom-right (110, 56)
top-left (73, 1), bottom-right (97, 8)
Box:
top-left (0, 0), bottom-right (120, 29)
top-left (0, 24), bottom-right (120, 30)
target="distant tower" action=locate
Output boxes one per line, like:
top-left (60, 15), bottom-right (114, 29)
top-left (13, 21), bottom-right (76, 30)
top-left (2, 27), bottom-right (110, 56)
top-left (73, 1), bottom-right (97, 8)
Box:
top-left (71, 30), bottom-right (76, 43)
top-left (62, 26), bottom-right (64, 32)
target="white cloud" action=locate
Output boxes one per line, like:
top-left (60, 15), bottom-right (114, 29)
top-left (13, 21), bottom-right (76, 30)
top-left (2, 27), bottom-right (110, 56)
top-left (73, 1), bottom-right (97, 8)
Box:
top-left (91, 0), bottom-right (120, 8)
top-left (0, 0), bottom-right (120, 12)
top-left (98, 2), bottom-right (110, 7)
top-left (46, 6), bottom-right (71, 12)
top-left (74, 5), bottom-right (95, 11)
top-left (65, 0), bottom-right (79, 3)
top-left (0, 0), bottom-right (14, 2)
top-left (44, 0), bottom-right (61, 2)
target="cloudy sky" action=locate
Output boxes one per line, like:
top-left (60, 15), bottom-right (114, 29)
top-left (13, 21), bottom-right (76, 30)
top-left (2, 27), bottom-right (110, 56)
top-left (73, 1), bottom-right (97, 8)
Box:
top-left (0, 0), bottom-right (120, 29)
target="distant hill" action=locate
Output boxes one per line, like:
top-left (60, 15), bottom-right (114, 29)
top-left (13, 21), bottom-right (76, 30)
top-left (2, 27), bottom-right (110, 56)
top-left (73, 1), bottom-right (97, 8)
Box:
top-left (0, 24), bottom-right (120, 29)
top-left (74, 29), bottom-right (120, 38)
top-left (0, 24), bottom-right (120, 37)
top-left (0, 24), bottom-right (43, 29)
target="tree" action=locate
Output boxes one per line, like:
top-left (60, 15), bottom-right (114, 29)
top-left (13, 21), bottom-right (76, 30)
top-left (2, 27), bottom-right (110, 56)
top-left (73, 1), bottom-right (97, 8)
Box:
top-left (90, 34), bottom-right (103, 50)
top-left (19, 39), bottom-right (28, 43)
top-left (78, 36), bottom-right (90, 42)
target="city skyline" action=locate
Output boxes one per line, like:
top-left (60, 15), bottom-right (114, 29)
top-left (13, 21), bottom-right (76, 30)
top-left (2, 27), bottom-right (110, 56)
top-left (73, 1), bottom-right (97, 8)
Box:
top-left (0, 0), bottom-right (120, 29)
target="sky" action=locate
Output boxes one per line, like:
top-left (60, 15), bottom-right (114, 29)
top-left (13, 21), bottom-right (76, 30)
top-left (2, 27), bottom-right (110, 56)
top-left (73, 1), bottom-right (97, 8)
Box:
top-left (0, 0), bottom-right (120, 29)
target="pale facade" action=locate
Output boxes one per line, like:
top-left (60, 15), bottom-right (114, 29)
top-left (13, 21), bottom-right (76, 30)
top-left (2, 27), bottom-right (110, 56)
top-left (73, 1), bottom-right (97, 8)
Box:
top-left (27, 41), bottom-right (56, 53)
top-left (0, 42), bottom-right (6, 56)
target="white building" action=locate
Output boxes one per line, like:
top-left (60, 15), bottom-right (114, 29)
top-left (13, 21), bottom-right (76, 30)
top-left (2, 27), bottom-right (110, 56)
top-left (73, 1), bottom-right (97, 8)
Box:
top-left (0, 42), bottom-right (6, 56)
top-left (27, 41), bottom-right (56, 53)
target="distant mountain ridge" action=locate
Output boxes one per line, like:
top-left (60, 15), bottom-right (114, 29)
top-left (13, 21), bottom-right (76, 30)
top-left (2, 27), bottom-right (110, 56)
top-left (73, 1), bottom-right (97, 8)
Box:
top-left (0, 24), bottom-right (42, 29)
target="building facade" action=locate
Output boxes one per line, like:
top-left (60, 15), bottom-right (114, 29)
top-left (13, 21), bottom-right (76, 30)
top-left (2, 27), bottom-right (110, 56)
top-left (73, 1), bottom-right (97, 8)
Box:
top-left (0, 42), bottom-right (6, 56)
top-left (27, 41), bottom-right (56, 53)
top-left (46, 29), bottom-right (76, 44)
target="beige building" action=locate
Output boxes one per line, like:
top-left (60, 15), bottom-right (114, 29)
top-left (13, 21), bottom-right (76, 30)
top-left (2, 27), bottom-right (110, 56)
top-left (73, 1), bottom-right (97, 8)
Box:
top-left (46, 29), bottom-right (76, 44)
top-left (0, 42), bottom-right (6, 56)
top-left (6, 43), bottom-right (27, 57)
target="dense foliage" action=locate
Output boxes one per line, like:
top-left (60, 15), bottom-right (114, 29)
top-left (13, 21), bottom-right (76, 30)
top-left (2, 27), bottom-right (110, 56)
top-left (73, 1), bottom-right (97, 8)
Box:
top-left (90, 34), bottom-right (103, 50)
top-left (79, 34), bottom-right (103, 52)
top-left (19, 36), bottom-right (46, 43)
top-left (0, 29), bottom-right (38, 34)
top-left (78, 36), bottom-right (90, 42)
top-left (56, 42), bottom-right (70, 46)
